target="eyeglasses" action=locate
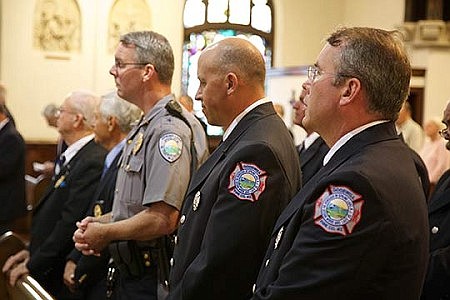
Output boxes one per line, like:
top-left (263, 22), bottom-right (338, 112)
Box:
top-left (439, 127), bottom-right (449, 139)
top-left (113, 61), bottom-right (150, 69)
top-left (307, 65), bottom-right (352, 83)
top-left (56, 107), bottom-right (86, 120)
top-left (56, 107), bottom-right (78, 116)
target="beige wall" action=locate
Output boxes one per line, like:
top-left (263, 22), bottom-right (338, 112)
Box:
top-left (0, 0), bottom-right (185, 141)
top-left (1, 0), bottom-right (450, 141)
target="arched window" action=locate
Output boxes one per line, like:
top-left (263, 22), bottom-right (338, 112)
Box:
top-left (182, 0), bottom-right (274, 135)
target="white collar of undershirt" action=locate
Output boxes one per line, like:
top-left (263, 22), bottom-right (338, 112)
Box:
top-left (323, 120), bottom-right (388, 166)
top-left (61, 134), bottom-right (95, 165)
top-left (0, 118), bottom-right (9, 131)
top-left (222, 97), bottom-right (270, 141)
top-left (303, 132), bottom-right (320, 150)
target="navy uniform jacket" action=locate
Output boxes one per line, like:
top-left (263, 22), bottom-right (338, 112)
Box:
top-left (67, 151), bottom-right (122, 296)
top-left (168, 102), bottom-right (302, 300)
top-left (0, 121), bottom-right (27, 225)
top-left (421, 170), bottom-right (450, 299)
top-left (252, 121), bottom-right (429, 300)
top-left (28, 139), bottom-right (106, 296)
top-left (299, 136), bottom-right (329, 184)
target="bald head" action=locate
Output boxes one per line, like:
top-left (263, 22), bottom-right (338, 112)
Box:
top-left (196, 37), bottom-right (267, 128)
top-left (203, 38), bottom-right (266, 88)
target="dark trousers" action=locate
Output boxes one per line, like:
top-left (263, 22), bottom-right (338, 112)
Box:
top-left (114, 268), bottom-right (157, 300)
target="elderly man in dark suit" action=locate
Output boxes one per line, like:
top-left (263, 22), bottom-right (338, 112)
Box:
top-left (2, 90), bottom-right (107, 299)
top-left (0, 104), bottom-right (27, 235)
top-left (63, 92), bottom-right (141, 299)
top-left (292, 86), bottom-right (329, 184)
top-left (421, 101), bottom-right (450, 299)
top-left (252, 27), bottom-right (428, 300)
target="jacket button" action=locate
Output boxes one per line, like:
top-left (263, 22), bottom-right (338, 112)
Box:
top-left (432, 226), bottom-right (439, 234)
top-left (180, 215), bottom-right (186, 224)
top-left (170, 258), bottom-right (174, 267)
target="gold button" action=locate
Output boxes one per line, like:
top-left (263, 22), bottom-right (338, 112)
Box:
top-left (145, 261), bottom-right (151, 267)
top-left (127, 140), bottom-right (132, 144)
top-left (144, 253), bottom-right (149, 259)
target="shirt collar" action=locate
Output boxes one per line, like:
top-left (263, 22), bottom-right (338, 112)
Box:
top-left (222, 98), bottom-right (270, 141)
top-left (0, 118), bottom-right (9, 131)
top-left (62, 134), bottom-right (95, 165)
top-left (323, 120), bottom-right (388, 166)
top-left (105, 139), bottom-right (125, 169)
top-left (303, 132), bottom-right (320, 150)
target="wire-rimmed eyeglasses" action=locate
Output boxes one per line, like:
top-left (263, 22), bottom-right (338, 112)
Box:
top-left (307, 65), bottom-right (353, 83)
top-left (439, 127), bottom-right (449, 139)
top-left (113, 61), bottom-right (150, 69)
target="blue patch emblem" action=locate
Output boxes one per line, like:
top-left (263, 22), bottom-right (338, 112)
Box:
top-left (228, 162), bottom-right (267, 202)
top-left (159, 133), bottom-right (183, 162)
top-left (314, 185), bottom-right (364, 235)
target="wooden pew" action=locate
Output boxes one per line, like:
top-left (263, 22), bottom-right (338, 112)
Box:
top-left (0, 231), bottom-right (54, 300)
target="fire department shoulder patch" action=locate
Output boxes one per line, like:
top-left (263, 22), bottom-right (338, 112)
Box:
top-left (314, 185), bottom-right (364, 236)
top-left (228, 162), bottom-right (267, 202)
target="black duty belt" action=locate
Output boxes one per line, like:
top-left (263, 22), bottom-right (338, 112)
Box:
top-left (109, 240), bottom-right (157, 279)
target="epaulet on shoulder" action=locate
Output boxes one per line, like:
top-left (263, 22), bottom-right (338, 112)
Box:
top-left (165, 100), bottom-right (183, 117)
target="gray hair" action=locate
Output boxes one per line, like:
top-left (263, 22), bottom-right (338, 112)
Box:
top-left (66, 90), bottom-right (99, 129)
top-left (120, 31), bottom-right (174, 85)
top-left (99, 91), bottom-right (142, 132)
top-left (327, 27), bottom-right (411, 120)
top-left (42, 103), bottom-right (58, 118)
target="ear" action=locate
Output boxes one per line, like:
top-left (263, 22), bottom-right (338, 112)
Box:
top-left (340, 77), bottom-right (361, 105)
top-left (72, 113), bottom-right (84, 129)
top-left (142, 64), bottom-right (157, 82)
top-left (226, 73), bottom-right (238, 95)
top-left (107, 116), bottom-right (115, 132)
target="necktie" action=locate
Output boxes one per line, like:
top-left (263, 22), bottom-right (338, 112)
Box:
top-left (298, 141), bottom-right (306, 156)
top-left (55, 154), bottom-right (66, 175)
top-left (101, 163), bottom-right (109, 179)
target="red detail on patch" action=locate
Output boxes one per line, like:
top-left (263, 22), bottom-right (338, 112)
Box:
top-left (313, 184), bottom-right (364, 236)
top-left (227, 162), bottom-right (267, 202)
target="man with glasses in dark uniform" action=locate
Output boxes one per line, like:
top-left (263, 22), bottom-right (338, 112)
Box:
top-left (251, 27), bottom-right (429, 299)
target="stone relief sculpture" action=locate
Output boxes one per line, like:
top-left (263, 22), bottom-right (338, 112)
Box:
top-left (108, 0), bottom-right (152, 53)
top-left (33, 0), bottom-right (81, 52)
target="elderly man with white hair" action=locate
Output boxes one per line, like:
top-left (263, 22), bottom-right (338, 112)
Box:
top-left (2, 90), bottom-right (107, 299)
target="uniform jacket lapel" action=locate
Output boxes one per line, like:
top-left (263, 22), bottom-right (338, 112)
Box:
top-left (92, 151), bottom-right (122, 201)
top-left (300, 137), bottom-right (325, 168)
top-left (273, 122), bottom-right (399, 232)
top-left (186, 102), bottom-right (276, 195)
top-left (35, 139), bottom-right (96, 210)
top-left (429, 170), bottom-right (450, 213)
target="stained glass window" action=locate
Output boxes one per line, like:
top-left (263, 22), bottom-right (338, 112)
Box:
top-left (182, 0), bottom-right (274, 135)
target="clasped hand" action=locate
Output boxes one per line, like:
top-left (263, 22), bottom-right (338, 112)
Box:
top-left (73, 216), bottom-right (108, 256)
